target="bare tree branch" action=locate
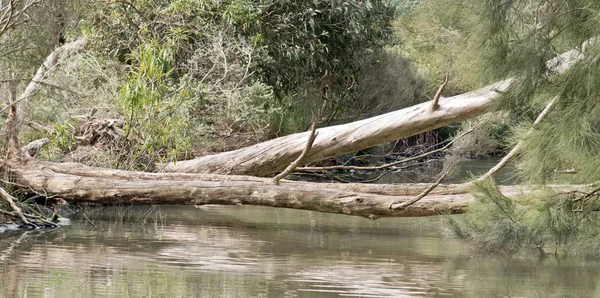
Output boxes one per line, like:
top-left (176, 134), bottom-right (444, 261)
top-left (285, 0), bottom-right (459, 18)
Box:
top-left (0, 39), bottom-right (87, 136)
top-left (0, 0), bottom-right (41, 39)
top-left (430, 73), bottom-right (449, 111)
top-left (477, 97), bottom-right (557, 181)
top-left (389, 164), bottom-right (454, 210)
top-left (273, 123), bottom-right (318, 185)
top-left (0, 186), bottom-right (29, 224)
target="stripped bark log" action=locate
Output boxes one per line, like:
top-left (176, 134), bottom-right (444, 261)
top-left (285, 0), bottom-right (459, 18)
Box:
top-left (8, 159), bottom-right (586, 219)
top-left (163, 39), bottom-right (585, 176)
top-left (9, 159), bottom-right (472, 219)
top-left (164, 78), bottom-right (512, 176)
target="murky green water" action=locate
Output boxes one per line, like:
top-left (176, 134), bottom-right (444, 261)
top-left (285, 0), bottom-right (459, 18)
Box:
top-left (2, 205), bottom-right (600, 298)
top-left (1, 159), bottom-right (599, 297)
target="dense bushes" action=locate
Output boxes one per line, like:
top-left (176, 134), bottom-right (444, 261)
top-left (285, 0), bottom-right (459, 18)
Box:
top-left (69, 0), bottom-right (392, 166)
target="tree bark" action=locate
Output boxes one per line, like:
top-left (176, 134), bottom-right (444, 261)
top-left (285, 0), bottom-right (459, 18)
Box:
top-left (9, 159), bottom-right (582, 220)
top-left (164, 79), bottom-right (512, 176)
top-left (8, 159), bottom-right (476, 219)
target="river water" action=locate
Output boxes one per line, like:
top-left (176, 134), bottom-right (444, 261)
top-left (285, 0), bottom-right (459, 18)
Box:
top-left (2, 160), bottom-right (600, 297)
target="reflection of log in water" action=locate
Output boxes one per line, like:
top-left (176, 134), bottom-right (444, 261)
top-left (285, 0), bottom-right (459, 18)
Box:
top-left (0, 214), bottom-right (464, 297)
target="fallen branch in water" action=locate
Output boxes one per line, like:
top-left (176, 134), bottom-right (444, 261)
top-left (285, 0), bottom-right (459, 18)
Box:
top-left (477, 97), bottom-right (557, 182)
top-left (390, 165), bottom-right (454, 210)
top-left (0, 187), bottom-right (29, 224)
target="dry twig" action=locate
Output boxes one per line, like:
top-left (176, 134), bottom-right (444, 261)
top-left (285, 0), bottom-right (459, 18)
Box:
top-left (477, 97), bottom-right (557, 181)
top-left (430, 73), bottom-right (449, 111)
top-left (0, 187), bottom-right (29, 224)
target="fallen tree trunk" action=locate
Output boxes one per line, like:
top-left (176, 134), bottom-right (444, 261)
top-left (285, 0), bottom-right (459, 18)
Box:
top-left (8, 159), bottom-right (475, 219)
top-left (163, 79), bottom-right (512, 176)
top-left (164, 42), bottom-right (587, 177)
top-left (9, 159), bottom-right (583, 219)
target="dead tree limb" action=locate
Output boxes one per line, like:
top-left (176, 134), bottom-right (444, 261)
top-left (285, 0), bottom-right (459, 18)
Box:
top-left (0, 0), bottom-right (40, 39)
top-left (20, 138), bottom-right (49, 158)
top-left (1, 39), bottom-right (87, 117)
top-left (390, 165), bottom-right (454, 210)
top-left (477, 97), bottom-right (557, 181)
top-left (0, 186), bottom-right (29, 224)
top-left (5, 76), bottom-right (19, 152)
top-left (273, 123), bottom-right (318, 185)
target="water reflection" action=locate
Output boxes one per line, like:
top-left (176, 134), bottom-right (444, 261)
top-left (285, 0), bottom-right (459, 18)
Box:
top-left (1, 205), bottom-right (600, 297)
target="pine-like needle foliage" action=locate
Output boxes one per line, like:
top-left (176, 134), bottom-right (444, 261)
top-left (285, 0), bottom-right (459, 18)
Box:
top-left (403, 1), bottom-right (600, 257)
top-left (445, 178), bottom-right (600, 257)
top-left (469, 0), bottom-right (600, 184)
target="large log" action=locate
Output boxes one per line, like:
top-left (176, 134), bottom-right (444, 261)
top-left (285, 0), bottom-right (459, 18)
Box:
top-left (163, 41), bottom-right (587, 177)
top-left (163, 79), bottom-right (512, 176)
top-left (9, 159), bottom-right (476, 219)
top-left (9, 159), bottom-right (574, 219)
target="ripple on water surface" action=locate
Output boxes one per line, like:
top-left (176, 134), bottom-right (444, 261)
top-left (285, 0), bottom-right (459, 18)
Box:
top-left (1, 205), bottom-right (600, 297)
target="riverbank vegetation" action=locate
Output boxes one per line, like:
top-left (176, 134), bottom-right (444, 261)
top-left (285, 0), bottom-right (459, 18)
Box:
top-left (1, 0), bottom-right (600, 257)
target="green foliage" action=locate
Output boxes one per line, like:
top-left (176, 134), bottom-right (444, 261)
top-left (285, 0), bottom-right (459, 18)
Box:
top-left (48, 120), bottom-right (77, 153)
top-left (119, 40), bottom-right (199, 167)
top-left (83, 0), bottom-right (395, 152)
top-left (468, 1), bottom-right (600, 184)
top-left (243, 0), bottom-right (396, 96)
top-left (89, 0), bottom-right (394, 95)
top-left (402, 1), bottom-right (600, 184)
top-left (445, 178), bottom-right (596, 257)
top-left (393, 0), bottom-right (482, 94)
